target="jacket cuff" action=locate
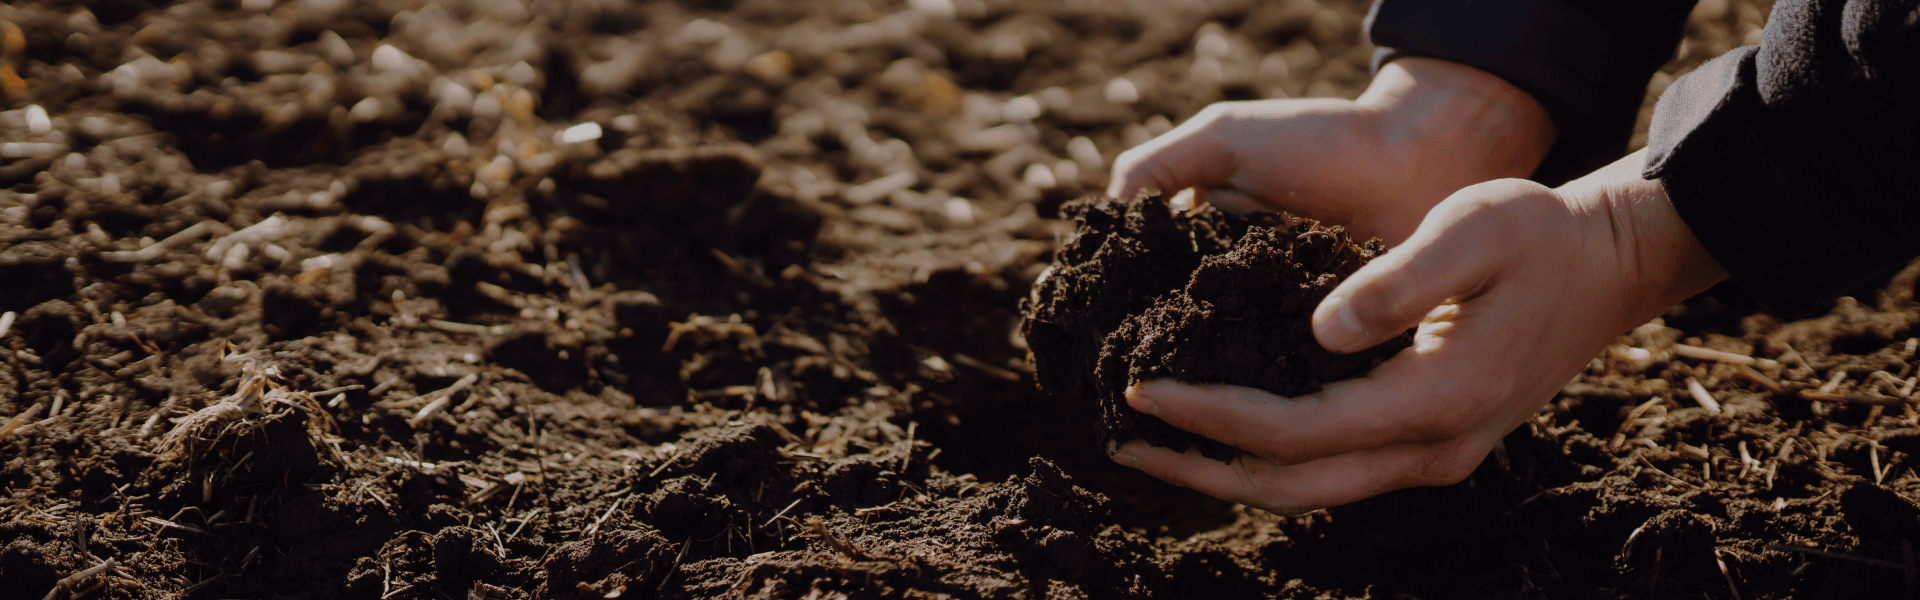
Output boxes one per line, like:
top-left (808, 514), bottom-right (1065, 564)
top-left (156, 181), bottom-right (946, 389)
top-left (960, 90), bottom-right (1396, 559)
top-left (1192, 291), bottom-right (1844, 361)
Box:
top-left (1650, 49), bottom-right (1900, 317)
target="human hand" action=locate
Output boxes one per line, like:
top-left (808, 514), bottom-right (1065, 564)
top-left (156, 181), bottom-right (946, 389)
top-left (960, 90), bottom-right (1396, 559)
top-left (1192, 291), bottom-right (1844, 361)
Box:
top-left (1109, 149), bottom-right (1729, 514)
top-left (1106, 57), bottom-right (1557, 244)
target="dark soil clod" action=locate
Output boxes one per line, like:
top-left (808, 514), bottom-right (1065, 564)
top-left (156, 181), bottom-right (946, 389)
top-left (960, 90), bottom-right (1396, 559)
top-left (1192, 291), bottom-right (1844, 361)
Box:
top-left (1023, 195), bottom-right (1410, 459)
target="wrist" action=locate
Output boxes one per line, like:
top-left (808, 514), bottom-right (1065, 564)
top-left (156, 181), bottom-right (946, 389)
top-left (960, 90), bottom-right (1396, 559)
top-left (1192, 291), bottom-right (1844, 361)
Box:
top-left (1563, 149), bottom-right (1729, 324)
top-left (1356, 57), bottom-right (1558, 239)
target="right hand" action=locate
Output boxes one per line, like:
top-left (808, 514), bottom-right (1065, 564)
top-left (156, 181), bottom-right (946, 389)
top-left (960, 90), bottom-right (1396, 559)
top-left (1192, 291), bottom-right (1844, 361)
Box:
top-left (1106, 57), bottom-right (1558, 244)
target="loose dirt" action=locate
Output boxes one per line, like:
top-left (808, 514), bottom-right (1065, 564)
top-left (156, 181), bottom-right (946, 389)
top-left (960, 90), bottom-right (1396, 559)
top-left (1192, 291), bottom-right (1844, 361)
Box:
top-left (9, 0), bottom-right (1919, 599)
top-left (1022, 195), bottom-right (1405, 460)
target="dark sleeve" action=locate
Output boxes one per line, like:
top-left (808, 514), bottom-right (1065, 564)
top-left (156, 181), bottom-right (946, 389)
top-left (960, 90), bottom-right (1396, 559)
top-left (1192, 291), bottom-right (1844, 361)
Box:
top-left (1644, 0), bottom-right (1920, 317)
top-left (1365, 0), bottom-right (1697, 186)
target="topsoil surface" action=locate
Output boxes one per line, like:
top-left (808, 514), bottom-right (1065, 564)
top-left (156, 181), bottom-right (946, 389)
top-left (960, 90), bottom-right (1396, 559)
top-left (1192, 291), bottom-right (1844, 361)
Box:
top-left (9, 0), bottom-right (1920, 599)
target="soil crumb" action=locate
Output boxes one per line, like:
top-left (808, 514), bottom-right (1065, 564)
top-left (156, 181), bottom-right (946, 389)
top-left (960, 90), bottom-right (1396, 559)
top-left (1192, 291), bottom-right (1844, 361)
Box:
top-left (1023, 195), bottom-right (1409, 459)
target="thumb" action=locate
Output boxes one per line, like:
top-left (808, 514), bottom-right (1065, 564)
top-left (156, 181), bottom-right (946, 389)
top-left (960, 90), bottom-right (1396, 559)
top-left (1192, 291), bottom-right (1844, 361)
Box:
top-left (1312, 195), bottom-right (1513, 353)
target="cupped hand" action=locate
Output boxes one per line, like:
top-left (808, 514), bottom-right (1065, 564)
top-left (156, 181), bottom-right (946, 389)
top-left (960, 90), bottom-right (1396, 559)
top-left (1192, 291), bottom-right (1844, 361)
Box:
top-left (1106, 57), bottom-right (1557, 244)
top-left (1110, 149), bottom-right (1729, 514)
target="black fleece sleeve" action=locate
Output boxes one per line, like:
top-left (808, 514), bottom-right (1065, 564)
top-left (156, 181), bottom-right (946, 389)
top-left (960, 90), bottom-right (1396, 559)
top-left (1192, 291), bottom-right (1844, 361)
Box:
top-left (1644, 0), bottom-right (1920, 317)
top-left (1366, 0), bottom-right (1697, 186)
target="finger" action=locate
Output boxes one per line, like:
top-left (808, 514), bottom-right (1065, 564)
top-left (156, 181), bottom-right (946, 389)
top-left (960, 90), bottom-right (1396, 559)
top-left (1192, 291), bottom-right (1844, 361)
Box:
top-left (1201, 188), bottom-right (1269, 215)
top-left (1129, 372), bottom-right (1466, 465)
top-left (1113, 438), bottom-right (1490, 515)
top-left (1310, 184), bottom-right (1538, 353)
top-left (1105, 106), bottom-right (1236, 201)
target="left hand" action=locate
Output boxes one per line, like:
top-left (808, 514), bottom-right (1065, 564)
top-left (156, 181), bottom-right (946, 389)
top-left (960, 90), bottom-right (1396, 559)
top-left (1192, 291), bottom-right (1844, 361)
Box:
top-left (1109, 149), bottom-right (1728, 514)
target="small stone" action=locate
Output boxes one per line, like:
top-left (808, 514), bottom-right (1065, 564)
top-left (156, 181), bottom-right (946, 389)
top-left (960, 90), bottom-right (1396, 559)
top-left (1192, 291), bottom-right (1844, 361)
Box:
top-left (1004, 96), bottom-right (1043, 122)
top-left (1022, 163), bottom-right (1056, 189)
top-left (1104, 77), bottom-right (1140, 104)
top-left (372, 45), bottom-right (413, 74)
top-left (24, 105), bottom-right (50, 135)
top-left (1054, 160), bottom-right (1080, 185)
top-left (744, 50), bottom-right (793, 81)
top-left (222, 243), bottom-right (252, 270)
top-left (349, 97), bottom-right (384, 122)
top-left (472, 90), bottom-right (502, 121)
top-left (1195, 26), bottom-right (1231, 58)
top-left (443, 132), bottom-right (470, 157)
top-left (506, 61), bottom-right (540, 89)
top-left (944, 196), bottom-right (975, 225)
top-left (556, 122), bottom-right (603, 144)
top-left (1067, 136), bottom-right (1102, 171)
top-left (318, 30), bottom-right (355, 66)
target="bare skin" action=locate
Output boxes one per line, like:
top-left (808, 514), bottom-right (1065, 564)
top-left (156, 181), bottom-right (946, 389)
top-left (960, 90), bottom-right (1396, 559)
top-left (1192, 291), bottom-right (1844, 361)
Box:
top-left (1106, 56), bottom-right (1558, 244)
top-left (1103, 59), bottom-right (1729, 514)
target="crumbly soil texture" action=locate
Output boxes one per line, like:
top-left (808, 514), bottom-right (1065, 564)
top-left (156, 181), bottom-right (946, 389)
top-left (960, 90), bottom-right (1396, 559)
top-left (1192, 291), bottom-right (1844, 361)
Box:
top-left (1022, 195), bottom-right (1407, 460)
top-left (11, 0), bottom-right (1920, 599)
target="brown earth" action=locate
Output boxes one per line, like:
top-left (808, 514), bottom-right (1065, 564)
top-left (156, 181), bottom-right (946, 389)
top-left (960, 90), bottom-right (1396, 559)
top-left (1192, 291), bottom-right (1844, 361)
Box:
top-left (1021, 195), bottom-right (1406, 461)
top-left (9, 0), bottom-right (1920, 599)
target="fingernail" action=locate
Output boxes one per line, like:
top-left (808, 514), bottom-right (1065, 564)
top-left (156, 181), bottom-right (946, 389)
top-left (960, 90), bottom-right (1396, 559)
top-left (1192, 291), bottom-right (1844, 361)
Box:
top-left (1111, 450), bottom-right (1143, 470)
top-left (1314, 295), bottom-right (1364, 352)
top-left (1125, 383), bottom-right (1159, 416)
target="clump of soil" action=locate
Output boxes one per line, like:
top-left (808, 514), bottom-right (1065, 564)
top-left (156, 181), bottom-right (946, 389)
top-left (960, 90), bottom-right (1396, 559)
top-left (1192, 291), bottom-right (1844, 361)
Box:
top-left (1023, 195), bottom-right (1409, 459)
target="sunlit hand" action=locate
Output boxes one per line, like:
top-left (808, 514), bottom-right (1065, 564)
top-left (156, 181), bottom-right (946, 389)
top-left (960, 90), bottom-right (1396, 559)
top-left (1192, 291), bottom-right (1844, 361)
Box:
top-left (1110, 149), bottom-right (1729, 514)
top-left (1106, 57), bottom-right (1556, 244)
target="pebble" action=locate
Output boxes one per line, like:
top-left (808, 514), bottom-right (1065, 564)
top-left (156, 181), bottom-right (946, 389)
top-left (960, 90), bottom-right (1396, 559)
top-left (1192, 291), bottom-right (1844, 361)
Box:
top-left (1022, 163), bottom-right (1056, 189)
top-left (745, 51), bottom-right (794, 81)
top-left (318, 31), bottom-right (355, 66)
top-left (505, 87), bottom-right (536, 120)
top-left (506, 61), bottom-right (540, 89)
top-left (943, 196), bottom-right (975, 225)
top-left (1195, 25), bottom-right (1232, 58)
top-left (442, 132), bottom-right (470, 157)
top-left (222, 243), bottom-right (252, 270)
top-left (24, 105), bottom-right (50, 135)
top-left (1004, 96), bottom-right (1043, 122)
top-left (1066, 136), bottom-right (1102, 171)
top-left (349, 97), bottom-right (384, 122)
top-left (477, 155), bottom-right (515, 190)
top-left (372, 45), bottom-right (413, 74)
top-left (472, 89), bottom-right (503, 120)
top-left (1053, 159), bottom-right (1080, 185)
top-left (556, 122), bottom-right (602, 144)
top-left (300, 254), bottom-right (337, 273)
top-left (66, 10), bottom-right (100, 34)
top-left (1104, 77), bottom-right (1140, 104)
top-left (431, 77), bottom-right (474, 118)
